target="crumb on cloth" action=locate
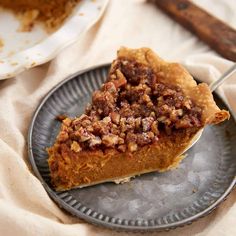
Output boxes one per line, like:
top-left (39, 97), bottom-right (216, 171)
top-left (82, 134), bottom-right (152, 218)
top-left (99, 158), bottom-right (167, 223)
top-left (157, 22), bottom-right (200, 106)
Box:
top-left (0, 38), bottom-right (4, 49)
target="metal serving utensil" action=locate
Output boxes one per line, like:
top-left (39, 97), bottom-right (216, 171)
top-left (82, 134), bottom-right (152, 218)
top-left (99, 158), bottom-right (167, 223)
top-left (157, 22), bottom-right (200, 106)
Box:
top-left (183, 63), bottom-right (236, 153)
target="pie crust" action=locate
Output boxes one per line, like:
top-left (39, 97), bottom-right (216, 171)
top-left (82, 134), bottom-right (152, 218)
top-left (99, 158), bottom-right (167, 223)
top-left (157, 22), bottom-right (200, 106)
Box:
top-left (48, 47), bottom-right (229, 191)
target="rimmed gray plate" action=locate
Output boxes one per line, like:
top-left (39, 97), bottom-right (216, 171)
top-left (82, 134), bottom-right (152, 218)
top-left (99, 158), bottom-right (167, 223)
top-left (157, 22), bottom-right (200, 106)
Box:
top-left (28, 64), bottom-right (236, 232)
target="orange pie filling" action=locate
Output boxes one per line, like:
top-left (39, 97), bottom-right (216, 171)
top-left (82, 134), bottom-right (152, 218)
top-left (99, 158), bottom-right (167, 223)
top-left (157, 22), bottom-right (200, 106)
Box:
top-left (48, 47), bottom-right (229, 191)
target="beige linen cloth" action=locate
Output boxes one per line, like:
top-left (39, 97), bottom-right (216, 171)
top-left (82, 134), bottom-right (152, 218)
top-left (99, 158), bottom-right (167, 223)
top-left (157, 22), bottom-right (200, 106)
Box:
top-left (0, 0), bottom-right (235, 235)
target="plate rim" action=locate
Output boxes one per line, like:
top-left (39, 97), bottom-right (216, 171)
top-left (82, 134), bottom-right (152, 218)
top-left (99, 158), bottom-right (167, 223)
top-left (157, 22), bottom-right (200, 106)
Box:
top-left (28, 63), bottom-right (236, 232)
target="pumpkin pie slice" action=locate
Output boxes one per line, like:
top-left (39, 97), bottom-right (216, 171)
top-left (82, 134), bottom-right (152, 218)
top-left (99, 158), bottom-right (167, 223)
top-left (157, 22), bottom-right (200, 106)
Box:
top-left (47, 47), bottom-right (229, 191)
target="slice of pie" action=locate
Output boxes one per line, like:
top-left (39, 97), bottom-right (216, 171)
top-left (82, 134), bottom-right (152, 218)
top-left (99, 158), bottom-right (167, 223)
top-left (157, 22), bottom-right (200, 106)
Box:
top-left (47, 47), bottom-right (229, 191)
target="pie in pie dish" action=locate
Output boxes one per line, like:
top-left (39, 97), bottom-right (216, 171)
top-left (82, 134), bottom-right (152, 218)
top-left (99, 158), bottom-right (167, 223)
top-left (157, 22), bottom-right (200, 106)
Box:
top-left (0, 0), bottom-right (81, 31)
top-left (47, 47), bottom-right (229, 191)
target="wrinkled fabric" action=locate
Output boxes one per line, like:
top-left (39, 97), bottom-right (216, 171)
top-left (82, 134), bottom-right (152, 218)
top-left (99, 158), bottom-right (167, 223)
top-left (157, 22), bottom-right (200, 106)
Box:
top-left (0, 0), bottom-right (235, 235)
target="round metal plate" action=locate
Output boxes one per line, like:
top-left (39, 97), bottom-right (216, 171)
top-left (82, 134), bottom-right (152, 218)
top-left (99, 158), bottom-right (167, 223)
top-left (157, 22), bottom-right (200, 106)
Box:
top-left (28, 64), bottom-right (236, 232)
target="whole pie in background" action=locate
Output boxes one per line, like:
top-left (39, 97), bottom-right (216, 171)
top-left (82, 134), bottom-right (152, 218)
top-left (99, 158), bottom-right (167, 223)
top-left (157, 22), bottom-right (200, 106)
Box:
top-left (47, 47), bottom-right (229, 191)
top-left (0, 0), bottom-right (81, 31)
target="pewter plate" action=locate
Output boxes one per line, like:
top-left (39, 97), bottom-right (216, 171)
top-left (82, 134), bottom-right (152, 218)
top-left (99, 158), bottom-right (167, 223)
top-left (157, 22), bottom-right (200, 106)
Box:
top-left (28, 64), bottom-right (236, 232)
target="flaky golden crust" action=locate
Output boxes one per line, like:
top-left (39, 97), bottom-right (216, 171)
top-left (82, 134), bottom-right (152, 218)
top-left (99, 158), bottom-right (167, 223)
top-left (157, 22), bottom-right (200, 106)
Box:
top-left (117, 47), bottom-right (230, 124)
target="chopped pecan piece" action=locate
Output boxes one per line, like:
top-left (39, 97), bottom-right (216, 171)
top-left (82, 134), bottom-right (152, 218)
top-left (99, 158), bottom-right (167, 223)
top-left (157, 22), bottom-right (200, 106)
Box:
top-left (110, 111), bottom-right (120, 124)
top-left (135, 117), bottom-right (142, 130)
top-left (57, 130), bottom-right (69, 142)
top-left (62, 117), bottom-right (72, 126)
top-left (126, 132), bottom-right (137, 143)
top-left (162, 88), bottom-right (176, 97)
top-left (81, 119), bottom-right (91, 128)
top-left (89, 136), bottom-right (102, 147)
top-left (170, 109), bottom-right (183, 121)
top-left (102, 134), bottom-right (119, 147)
top-left (126, 117), bottom-right (136, 130)
top-left (113, 69), bottom-right (127, 88)
top-left (128, 142), bottom-right (138, 152)
top-left (151, 121), bottom-right (159, 135)
top-left (103, 116), bottom-right (112, 124)
top-left (72, 114), bottom-right (90, 126)
top-left (103, 82), bottom-right (117, 94)
top-left (142, 117), bottom-right (154, 132)
top-left (175, 115), bottom-right (192, 129)
top-left (56, 114), bottom-right (68, 122)
top-left (136, 132), bottom-right (155, 146)
top-left (118, 144), bottom-right (126, 152)
top-left (71, 141), bottom-right (81, 152)
top-left (118, 137), bottom-right (124, 144)
top-left (183, 99), bottom-right (192, 110)
top-left (92, 120), bottom-right (110, 135)
top-left (120, 117), bottom-right (127, 133)
top-left (92, 91), bottom-right (115, 116)
top-left (120, 102), bottom-right (133, 117)
top-left (75, 127), bottom-right (93, 142)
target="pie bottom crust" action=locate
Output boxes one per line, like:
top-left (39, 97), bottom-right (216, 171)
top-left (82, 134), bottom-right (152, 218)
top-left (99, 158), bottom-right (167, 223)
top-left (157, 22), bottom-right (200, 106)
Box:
top-left (48, 127), bottom-right (200, 191)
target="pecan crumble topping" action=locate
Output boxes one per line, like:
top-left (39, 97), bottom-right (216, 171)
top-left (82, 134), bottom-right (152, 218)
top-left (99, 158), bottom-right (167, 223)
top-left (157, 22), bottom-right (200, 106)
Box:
top-left (59, 59), bottom-right (203, 153)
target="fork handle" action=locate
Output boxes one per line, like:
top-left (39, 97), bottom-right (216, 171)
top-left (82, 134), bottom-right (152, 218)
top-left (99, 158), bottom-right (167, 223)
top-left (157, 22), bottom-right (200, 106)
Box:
top-left (209, 64), bottom-right (236, 92)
